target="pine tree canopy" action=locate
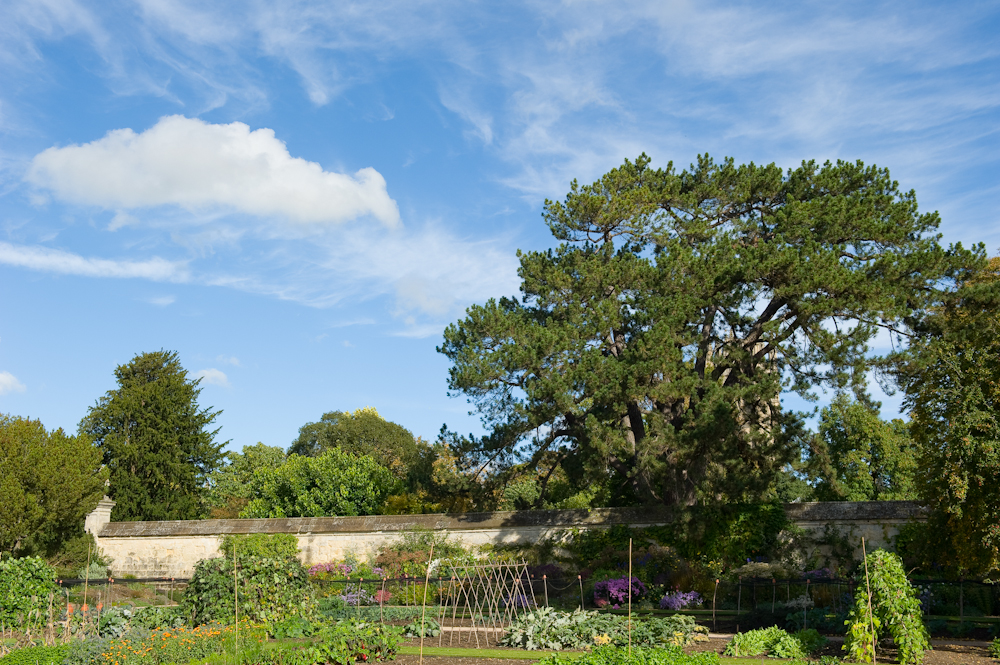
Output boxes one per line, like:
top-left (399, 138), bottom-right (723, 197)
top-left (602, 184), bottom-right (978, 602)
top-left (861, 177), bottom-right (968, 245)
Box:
top-left (440, 154), bottom-right (981, 510)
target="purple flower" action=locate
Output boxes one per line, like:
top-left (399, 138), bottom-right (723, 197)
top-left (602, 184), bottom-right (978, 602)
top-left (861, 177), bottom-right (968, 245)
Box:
top-left (659, 590), bottom-right (702, 610)
top-left (594, 576), bottom-right (646, 605)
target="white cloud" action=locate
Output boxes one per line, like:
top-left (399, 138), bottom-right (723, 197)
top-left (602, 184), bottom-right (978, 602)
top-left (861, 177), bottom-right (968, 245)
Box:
top-left (193, 368), bottom-right (229, 387)
top-left (216, 355), bottom-right (240, 366)
top-left (147, 295), bottom-right (176, 306)
top-left (27, 115), bottom-right (400, 227)
top-left (0, 371), bottom-right (26, 395)
top-left (0, 241), bottom-right (188, 281)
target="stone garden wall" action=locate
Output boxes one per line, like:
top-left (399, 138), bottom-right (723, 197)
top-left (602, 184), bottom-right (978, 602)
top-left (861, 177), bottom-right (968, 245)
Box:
top-left (86, 501), bottom-right (926, 578)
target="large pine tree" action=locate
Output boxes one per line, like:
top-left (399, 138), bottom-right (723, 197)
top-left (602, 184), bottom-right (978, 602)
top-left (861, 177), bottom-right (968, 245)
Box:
top-left (81, 350), bottom-right (225, 521)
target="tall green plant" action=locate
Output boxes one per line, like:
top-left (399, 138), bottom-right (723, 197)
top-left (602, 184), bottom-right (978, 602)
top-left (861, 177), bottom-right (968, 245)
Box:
top-left (843, 549), bottom-right (929, 664)
top-left (183, 554), bottom-right (315, 625)
top-left (0, 556), bottom-right (58, 625)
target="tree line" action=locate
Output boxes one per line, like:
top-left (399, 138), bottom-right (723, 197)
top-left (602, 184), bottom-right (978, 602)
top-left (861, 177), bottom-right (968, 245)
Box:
top-left (1, 153), bottom-right (997, 578)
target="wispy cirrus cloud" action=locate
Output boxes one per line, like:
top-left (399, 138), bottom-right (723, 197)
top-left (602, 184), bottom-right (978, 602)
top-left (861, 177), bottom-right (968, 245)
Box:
top-left (0, 241), bottom-right (188, 281)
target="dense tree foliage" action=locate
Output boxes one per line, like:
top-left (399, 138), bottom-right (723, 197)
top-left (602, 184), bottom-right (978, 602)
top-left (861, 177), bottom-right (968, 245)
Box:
top-left (893, 257), bottom-right (1000, 574)
top-left (80, 350), bottom-right (225, 521)
top-left (206, 443), bottom-right (286, 518)
top-left (241, 447), bottom-right (398, 518)
top-left (0, 415), bottom-right (106, 556)
top-left (289, 407), bottom-right (418, 477)
top-left (809, 394), bottom-right (917, 501)
top-left (441, 154), bottom-right (975, 510)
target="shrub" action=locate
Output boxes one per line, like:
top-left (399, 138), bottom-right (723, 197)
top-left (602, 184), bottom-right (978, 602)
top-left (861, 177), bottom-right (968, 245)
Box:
top-left (220, 533), bottom-right (299, 561)
top-left (723, 627), bottom-right (826, 658)
top-left (843, 550), bottom-right (929, 665)
top-left (0, 645), bottom-right (69, 665)
top-left (307, 620), bottom-right (401, 665)
top-left (659, 590), bottom-right (702, 610)
top-left (989, 637), bottom-right (1000, 659)
top-left (499, 607), bottom-right (707, 650)
top-left (0, 556), bottom-right (58, 625)
top-left (183, 555), bottom-right (315, 625)
top-left (594, 576), bottom-right (646, 607)
top-left (538, 645), bottom-right (720, 665)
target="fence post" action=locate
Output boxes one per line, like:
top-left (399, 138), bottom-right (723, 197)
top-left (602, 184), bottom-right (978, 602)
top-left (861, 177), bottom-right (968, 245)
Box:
top-left (542, 575), bottom-right (549, 607)
top-left (737, 577), bottom-right (742, 633)
top-left (578, 575), bottom-right (585, 610)
top-left (713, 579), bottom-right (719, 631)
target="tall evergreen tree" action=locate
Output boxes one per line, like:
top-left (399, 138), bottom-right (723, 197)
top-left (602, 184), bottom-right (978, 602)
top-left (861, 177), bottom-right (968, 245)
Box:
top-left (81, 350), bottom-right (225, 521)
top-left (0, 415), bottom-right (106, 555)
top-left (440, 154), bottom-right (977, 510)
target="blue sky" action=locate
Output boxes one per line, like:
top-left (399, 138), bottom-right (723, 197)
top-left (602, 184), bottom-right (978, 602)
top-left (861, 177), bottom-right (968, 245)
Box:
top-left (1, 0), bottom-right (998, 452)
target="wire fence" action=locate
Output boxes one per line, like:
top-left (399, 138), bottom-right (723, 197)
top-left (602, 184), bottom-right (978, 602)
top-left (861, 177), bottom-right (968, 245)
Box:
top-left (52, 571), bottom-right (1000, 633)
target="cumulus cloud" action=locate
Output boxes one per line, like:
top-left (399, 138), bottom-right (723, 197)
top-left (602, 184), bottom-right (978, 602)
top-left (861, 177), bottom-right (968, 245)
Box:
top-left (27, 115), bottom-right (400, 227)
top-left (0, 241), bottom-right (188, 281)
top-left (193, 368), bottom-right (229, 387)
top-left (0, 371), bottom-right (26, 395)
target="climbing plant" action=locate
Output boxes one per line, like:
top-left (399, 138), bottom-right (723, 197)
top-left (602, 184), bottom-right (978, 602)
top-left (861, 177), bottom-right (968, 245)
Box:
top-left (843, 549), bottom-right (929, 664)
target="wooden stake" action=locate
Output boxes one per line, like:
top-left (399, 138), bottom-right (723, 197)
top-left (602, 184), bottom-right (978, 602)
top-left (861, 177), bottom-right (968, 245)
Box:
top-left (419, 545), bottom-right (434, 665)
top-left (862, 537), bottom-right (876, 665)
top-left (628, 539), bottom-right (633, 656)
top-left (234, 540), bottom-right (239, 665)
top-left (83, 541), bottom-right (92, 634)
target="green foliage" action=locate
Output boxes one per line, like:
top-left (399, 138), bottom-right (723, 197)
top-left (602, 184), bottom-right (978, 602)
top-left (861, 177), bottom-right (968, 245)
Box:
top-left (289, 407), bottom-right (417, 476)
top-left (843, 549), bottom-right (928, 665)
top-left (268, 620), bottom-right (400, 665)
top-left (207, 443), bottom-right (286, 518)
top-left (809, 394), bottom-right (917, 501)
top-left (183, 555), bottom-right (315, 625)
top-left (538, 645), bottom-right (719, 665)
top-left (0, 556), bottom-right (57, 625)
top-left (220, 533), bottom-right (299, 561)
top-left (402, 618), bottom-right (440, 637)
top-left (564, 503), bottom-right (789, 576)
top-left (241, 447), bottom-right (397, 518)
top-left (893, 257), bottom-right (1000, 574)
top-left (724, 627), bottom-right (825, 658)
top-left (269, 616), bottom-right (318, 639)
top-left (0, 644), bottom-right (69, 665)
top-left (80, 350), bottom-right (226, 521)
top-left (441, 154), bottom-right (972, 510)
top-left (0, 415), bottom-right (106, 556)
top-left (989, 637), bottom-right (1000, 658)
top-left (499, 607), bottom-right (707, 651)
top-left (317, 602), bottom-right (425, 622)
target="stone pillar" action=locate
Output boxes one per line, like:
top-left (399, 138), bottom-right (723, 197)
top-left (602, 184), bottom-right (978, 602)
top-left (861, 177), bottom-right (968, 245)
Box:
top-left (85, 496), bottom-right (116, 540)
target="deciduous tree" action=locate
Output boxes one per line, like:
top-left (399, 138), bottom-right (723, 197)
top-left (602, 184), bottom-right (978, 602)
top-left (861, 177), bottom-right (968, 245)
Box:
top-left (241, 447), bottom-right (397, 518)
top-left (809, 394), bottom-right (917, 501)
top-left (894, 257), bottom-right (1000, 573)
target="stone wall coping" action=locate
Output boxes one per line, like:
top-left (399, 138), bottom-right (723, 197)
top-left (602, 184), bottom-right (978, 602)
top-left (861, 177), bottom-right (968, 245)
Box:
top-left (97, 501), bottom-right (926, 539)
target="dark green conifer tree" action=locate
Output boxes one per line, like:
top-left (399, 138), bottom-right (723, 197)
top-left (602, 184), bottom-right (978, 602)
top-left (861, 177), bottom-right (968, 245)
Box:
top-left (81, 350), bottom-right (225, 521)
